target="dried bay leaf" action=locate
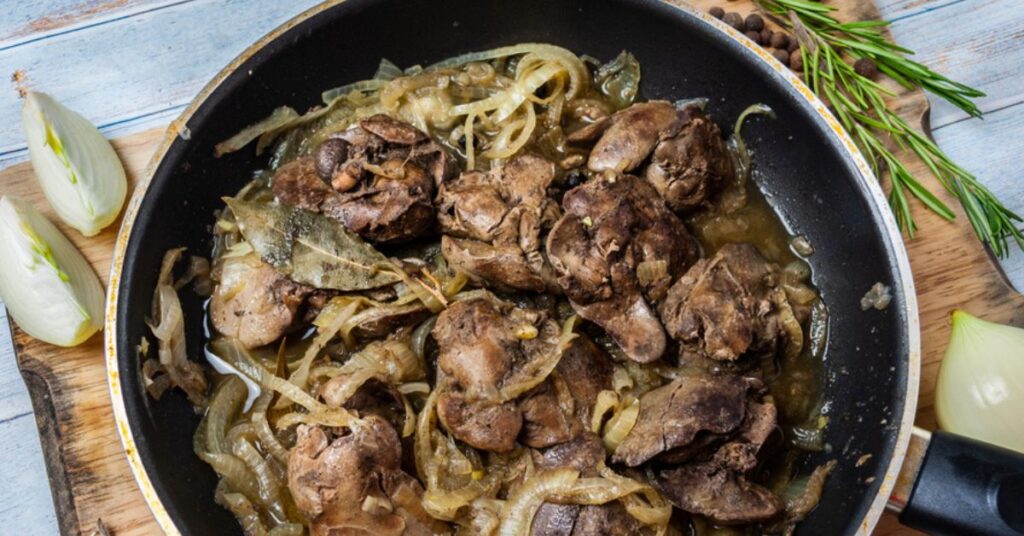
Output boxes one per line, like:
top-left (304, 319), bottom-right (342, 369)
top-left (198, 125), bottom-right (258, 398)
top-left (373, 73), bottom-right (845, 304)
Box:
top-left (225, 198), bottom-right (400, 291)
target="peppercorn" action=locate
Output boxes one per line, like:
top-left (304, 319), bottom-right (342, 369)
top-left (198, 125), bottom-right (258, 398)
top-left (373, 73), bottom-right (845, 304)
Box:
top-left (769, 32), bottom-right (789, 49)
top-left (854, 58), bottom-right (878, 79)
top-left (723, 12), bottom-right (745, 31)
top-left (709, 6), bottom-right (725, 19)
top-left (787, 39), bottom-right (800, 53)
top-left (771, 49), bottom-right (790, 65)
top-left (745, 30), bottom-right (762, 44)
top-left (564, 170), bottom-right (586, 189)
top-left (760, 29), bottom-right (773, 45)
top-left (745, 14), bottom-right (764, 32)
top-left (790, 51), bottom-right (804, 71)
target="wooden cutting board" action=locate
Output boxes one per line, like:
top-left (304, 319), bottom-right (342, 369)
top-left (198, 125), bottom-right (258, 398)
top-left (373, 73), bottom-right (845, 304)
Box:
top-left (2, 1), bottom-right (1022, 535)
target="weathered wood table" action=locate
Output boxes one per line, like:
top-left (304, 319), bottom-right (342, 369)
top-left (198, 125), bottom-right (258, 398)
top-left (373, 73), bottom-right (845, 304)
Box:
top-left (1, 0), bottom-right (1022, 534)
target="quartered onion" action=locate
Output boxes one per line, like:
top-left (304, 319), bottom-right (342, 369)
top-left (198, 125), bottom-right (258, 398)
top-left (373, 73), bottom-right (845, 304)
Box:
top-left (936, 310), bottom-right (1024, 452)
top-left (0, 195), bottom-right (103, 346)
top-left (22, 92), bottom-right (127, 237)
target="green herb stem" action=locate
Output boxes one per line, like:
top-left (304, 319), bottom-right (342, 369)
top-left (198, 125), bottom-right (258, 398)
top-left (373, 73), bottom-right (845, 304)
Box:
top-left (757, 0), bottom-right (1024, 256)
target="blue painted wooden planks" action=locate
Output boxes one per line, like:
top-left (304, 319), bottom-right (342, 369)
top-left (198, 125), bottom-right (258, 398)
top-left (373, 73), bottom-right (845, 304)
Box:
top-left (0, 0), bottom-right (320, 167)
top-left (880, 0), bottom-right (1024, 289)
top-left (883, 0), bottom-right (1024, 127)
top-left (1, 0), bottom-right (179, 47)
top-left (0, 303), bottom-right (60, 534)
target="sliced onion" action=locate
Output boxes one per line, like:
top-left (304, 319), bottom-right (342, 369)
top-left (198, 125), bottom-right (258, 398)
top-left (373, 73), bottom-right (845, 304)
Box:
top-left (285, 296), bottom-right (364, 395)
top-left (150, 248), bottom-right (208, 407)
top-left (205, 346), bottom-right (261, 412)
top-left (216, 490), bottom-right (268, 536)
top-left (233, 437), bottom-right (286, 521)
top-left (21, 92), bottom-right (127, 236)
top-left (209, 338), bottom-right (355, 428)
top-left (590, 390), bottom-right (619, 433)
top-left (200, 453), bottom-right (261, 504)
top-left (410, 316), bottom-right (438, 360)
top-left (252, 392), bottom-right (290, 463)
top-left (602, 395), bottom-right (639, 452)
top-left (496, 315), bottom-right (579, 403)
top-left (422, 473), bottom-right (499, 521)
top-left (0, 195), bottom-right (103, 346)
top-left (199, 377), bottom-right (247, 455)
top-left (497, 469), bottom-right (579, 536)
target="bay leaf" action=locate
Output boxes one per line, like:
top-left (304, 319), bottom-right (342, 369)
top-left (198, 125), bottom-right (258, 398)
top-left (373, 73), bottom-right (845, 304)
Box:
top-left (225, 198), bottom-right (400, 291)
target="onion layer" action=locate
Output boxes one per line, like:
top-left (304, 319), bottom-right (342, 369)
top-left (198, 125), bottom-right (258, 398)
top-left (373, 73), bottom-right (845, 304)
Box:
top-left (936, 310), bottom-right (1024, 452)
top-left (0, 195), bottom-right (104, 346)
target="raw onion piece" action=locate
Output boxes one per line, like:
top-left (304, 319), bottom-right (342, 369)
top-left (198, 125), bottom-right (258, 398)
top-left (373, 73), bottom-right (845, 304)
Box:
top-left (0, 195), bottom-right (103, 346)
top-left (22, 92), bottom-right (127, 236)
top-left (936, 310), bottom-right (1024, 452)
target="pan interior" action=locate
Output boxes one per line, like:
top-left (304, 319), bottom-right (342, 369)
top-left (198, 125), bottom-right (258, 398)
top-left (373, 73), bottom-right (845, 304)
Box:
top-left (115, 0), bottom-right (913, 534)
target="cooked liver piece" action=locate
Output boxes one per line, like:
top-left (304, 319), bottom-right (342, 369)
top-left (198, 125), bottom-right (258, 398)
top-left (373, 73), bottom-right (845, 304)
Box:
top-left (644, 105), bottom-right (735, 213)
top-left (209, 259), bottom-right (310, 348)
top-left (554, 334), bottom-right (613, 426)
top-left (570, 100), bottom-right (734, 213)
top-left (520, 379), bottom-right (580, 448)
top-left (438, 154), bottom-right (561, 292)
top-left (612, 374), bottom-right (765, 467)
top-left (631, 375), bottom-right (784, 525)
top-left (287, 417), bottom-right (449, 536)
top-left (272, 114), bottom-right (456, 243)
top-left (657, 458), bottom-right (784, 525)
top-left (658, 243), bottom-right (793, 362)
top-left (515, 332), bottom-right (613, 447)
top-left (530, 434), bottom-right (652, 536)
top-left (546, 173), bottom-right (699, 362)
top-left (571, 101), bottom-right (681, 173)
top-left (436, 393), bottom-right (523, 452)
top-left (432, 293), bottom-right (570, 451)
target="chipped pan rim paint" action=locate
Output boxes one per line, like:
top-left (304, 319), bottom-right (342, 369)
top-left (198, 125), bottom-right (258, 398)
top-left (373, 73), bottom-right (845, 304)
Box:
top-left (103, 1), bottom-right (921, 534)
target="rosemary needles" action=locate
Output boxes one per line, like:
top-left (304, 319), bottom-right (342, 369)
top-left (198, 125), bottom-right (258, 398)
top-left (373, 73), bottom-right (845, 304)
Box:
top-left (757, 0), bottom-right (1023, 256)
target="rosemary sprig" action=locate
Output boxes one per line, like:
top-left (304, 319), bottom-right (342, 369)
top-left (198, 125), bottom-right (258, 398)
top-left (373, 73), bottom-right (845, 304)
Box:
top-left (756, 0), bottom-right (1024, 257)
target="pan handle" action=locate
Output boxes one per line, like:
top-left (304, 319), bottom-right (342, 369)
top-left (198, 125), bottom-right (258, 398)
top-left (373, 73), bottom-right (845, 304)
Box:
top-left (888, 428), bottom-right (1024, 536)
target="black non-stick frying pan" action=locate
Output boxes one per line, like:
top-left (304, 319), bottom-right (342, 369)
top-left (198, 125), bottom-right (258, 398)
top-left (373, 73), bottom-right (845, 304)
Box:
top-left (104, 1), bottom-right (1024, 535)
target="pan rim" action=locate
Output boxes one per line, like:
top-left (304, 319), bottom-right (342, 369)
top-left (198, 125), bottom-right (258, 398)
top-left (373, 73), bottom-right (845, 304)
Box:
top-left (104, 1), bottom-right (921, 534)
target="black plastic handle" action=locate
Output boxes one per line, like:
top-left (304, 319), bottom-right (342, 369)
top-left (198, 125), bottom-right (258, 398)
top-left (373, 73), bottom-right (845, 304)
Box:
top-left (899, 430), bottom-right (1024, 536)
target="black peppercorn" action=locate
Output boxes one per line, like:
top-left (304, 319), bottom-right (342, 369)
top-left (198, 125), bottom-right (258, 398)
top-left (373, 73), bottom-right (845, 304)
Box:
top-left (745, 30), bottom-right (762, 44)
top-left (769, 32), bottom-right (789, 49)
top-left (723, 12), bottom-right (745, 31)
top-left (745, 14), bottom-right (764, 32)
top-left (760, 29), bottom-right (773, 45)
top-left (709, 6), bottom-right (725, 19)
top-left (315, 138), bottom-right (349, 180)
top-left (790, 51), bottom-right (804, 71)
top-left (854, 58), bottom-right (878, 79)
top-left (787, 39), bottom-right (800, 53)
top-left (771, 49), bottom-right (790, 65)
top-left (564, 170), bottom-right (586, 189)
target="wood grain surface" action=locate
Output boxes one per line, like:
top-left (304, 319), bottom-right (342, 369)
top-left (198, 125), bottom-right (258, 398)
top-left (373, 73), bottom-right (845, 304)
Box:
top-left (0, 1), bottom-right (1022, 535)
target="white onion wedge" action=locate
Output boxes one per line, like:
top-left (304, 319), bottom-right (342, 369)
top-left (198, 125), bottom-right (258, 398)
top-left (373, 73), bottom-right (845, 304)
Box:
top-left (0, 195), bottom-right (104, 346)
top-left (936, 310), bottom-right (1024, 453)
top-left (22, 92), bottom-right (127, 237)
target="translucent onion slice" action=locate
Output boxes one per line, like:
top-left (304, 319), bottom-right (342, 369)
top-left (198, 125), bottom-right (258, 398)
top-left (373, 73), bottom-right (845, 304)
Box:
top-left (205, 345), bottom-right (261, 412)
top-left (936, 310), bottom-right (1024, 453)
top-left (21, 92), bottom-right (127, 237)
top-left (0, 195), bottom-right (103, 346)
top-left (497, 468), bottom-right (579, 536)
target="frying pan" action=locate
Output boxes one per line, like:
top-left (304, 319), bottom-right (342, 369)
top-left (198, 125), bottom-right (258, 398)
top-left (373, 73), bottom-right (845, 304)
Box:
top-left (104, 0), bottom-right (1024, 534)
